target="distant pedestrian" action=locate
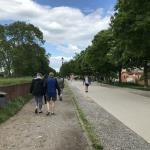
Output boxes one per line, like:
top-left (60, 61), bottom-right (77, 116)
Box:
top-left (30, 73), bottom-right (44, 114)
top-left (83, 75), bottom-right (91, 92)
top-left (57, 76), bottom-right (64, 101)
top-left (45, 72), bottom-right (60, 116)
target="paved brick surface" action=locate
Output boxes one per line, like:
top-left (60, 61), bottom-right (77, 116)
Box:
top-left (0, 86), bottom-right (90, 150)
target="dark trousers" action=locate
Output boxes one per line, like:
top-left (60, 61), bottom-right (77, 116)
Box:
top-left (35, 96), bottom-right (43, 110)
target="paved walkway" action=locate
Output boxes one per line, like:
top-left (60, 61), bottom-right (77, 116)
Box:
top-left (68, 80), bottom-right (150, 144)
top-left (0, 86), bottom-right (90, 150)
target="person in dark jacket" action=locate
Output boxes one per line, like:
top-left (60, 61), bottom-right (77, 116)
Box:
top-left (30, 73), bottom-right (44, 113)
top-left (57, 76), bottom-right (64, 101)
top-left (45, 72), bottom-right (60, 115)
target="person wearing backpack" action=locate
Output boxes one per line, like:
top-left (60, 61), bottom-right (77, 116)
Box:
top-left (30, 73), bottom-right (44, 114)
top-left (83, 75), bottom-right (91, 92)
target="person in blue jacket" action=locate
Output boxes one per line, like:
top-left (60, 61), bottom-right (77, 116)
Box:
top-left (45, 72), bottom-right (60, 115)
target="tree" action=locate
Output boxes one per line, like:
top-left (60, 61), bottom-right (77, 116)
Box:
top-left (0, 25), bottom-right (13, 76)
top-left (60, 61), bottom-right (75, 77)
top-left (7, 21), bottom-right (48, 76)
top-left (111, 0), bottom-right (150, 87)
top-left (0, 21), bottom-right (50, 76)
top-left (86, 29), bottom-right (116, 82)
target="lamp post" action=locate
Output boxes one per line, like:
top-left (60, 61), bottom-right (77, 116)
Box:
top-left (61, 57), bottom-right (64, 65)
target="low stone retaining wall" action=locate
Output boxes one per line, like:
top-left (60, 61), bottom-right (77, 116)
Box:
top-left (0, 83), bottom-right (31, 100)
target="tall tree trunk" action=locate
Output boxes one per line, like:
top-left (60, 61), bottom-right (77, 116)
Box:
top-left (119, 66), bottom-right (122, 83)
top-left (144, 59), bottom-right (148, 88)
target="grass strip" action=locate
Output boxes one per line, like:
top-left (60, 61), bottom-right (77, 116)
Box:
top-left (112, 82), bottom-right (150, 91)
top-left (0, 94), bottom-right (32, 124)
top-left (0, 77), bottom-right (32, 87)
top-left (66, 84), bottom-right (103, 150)
top-left (99, 81), bottom-right (150, 91)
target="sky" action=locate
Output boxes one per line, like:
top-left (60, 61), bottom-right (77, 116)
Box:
top-left (0, 0), bottom-right (116, 71)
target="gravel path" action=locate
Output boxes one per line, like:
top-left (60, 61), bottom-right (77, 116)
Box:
top-left (68, 81), bottom-right (150, 150)
top-left (0, 87), bottom-right (90, 150)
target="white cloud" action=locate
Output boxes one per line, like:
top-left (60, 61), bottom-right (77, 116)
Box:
top-left (0, 0), bottom-right (112, 70)
top-left (50, 56), bottom-right (72, 72)
top-left (56, 44), bottom-right (80, 54)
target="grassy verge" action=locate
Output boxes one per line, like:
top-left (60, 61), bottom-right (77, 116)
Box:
top-left (99, 81), bottom-right (150, 91)
top-left (0, 94), bottom-right (32, 124)
top-left (66, 84), bottom-right (103, 150)
top-left (0, 77), bottom-right (32, 87)
top-left (111, 82), bottom-right (150, 91)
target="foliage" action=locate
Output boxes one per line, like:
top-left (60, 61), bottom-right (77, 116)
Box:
top-left (60, 0), bottom-right (150, 88)
top-left (111, 0), bottom-right (150, 87)
top-left (0, 21), bottom-right (52, 76)
top-left (0, 94), bottom-right (32, 124)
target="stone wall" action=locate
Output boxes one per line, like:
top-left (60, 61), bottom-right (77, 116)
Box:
top-left (0, 83), bottom-right (31, 100)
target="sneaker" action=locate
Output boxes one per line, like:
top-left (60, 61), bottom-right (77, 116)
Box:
top-left (35, 108), bottom-right (38, 114)
top-left (46, 112), bottom-right (50, 116)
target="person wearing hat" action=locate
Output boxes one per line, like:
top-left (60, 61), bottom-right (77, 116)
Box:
top-left (45, 72), bottom-right (60, 115)
top-left (30, 73), bottom-right (44, 114)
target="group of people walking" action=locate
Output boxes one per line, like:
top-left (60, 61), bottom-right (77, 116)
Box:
top-left (30, 72), bottom-right (64, 115)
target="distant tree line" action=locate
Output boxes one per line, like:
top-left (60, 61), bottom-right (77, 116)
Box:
top-left (0, 21), bottom-right (55, 76)
top-left (60, 0), bottom-right (150, 87)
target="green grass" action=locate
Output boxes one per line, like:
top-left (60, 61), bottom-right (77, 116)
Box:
top-left (110, 82), bottom-right (150, 91)
top-left (73, 97), bottom-right (103, 150)
top-left (66, 84), bottom-right (103, 150)
top-left (0, 94), bottom-right (32, 124)
top-left (0, 77), bottom-right (32, 87)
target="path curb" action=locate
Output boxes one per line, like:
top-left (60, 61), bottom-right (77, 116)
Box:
top-left (67, 83), bottom-right (98, 150)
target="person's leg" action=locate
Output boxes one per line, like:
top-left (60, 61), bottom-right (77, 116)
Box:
top-left (51, 101), bottom-right (55, 114)
top-left (46, 96), bottom-right (50, 115)
top-left (34, 96), bottom-right (38, 113)
top-left (51, 97), bottom-right (56, 114)
top-left (59, 88), bottom-right (63, 101)
top-left (38, 96), bottom-right (43, 113)
top-left (44, 95), bottom-right (47, 104)
top-left (47, 101), bottom-right (50, 111)
top-left (85, 85), bottom-right (87, 92)
top-left (85, 84), bottom-right (89, 92)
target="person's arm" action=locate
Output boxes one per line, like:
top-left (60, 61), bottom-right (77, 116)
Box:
top-left (43, 79), bottom-right (47, 94)
top-left (56, 79), bottom-right (61, 95)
